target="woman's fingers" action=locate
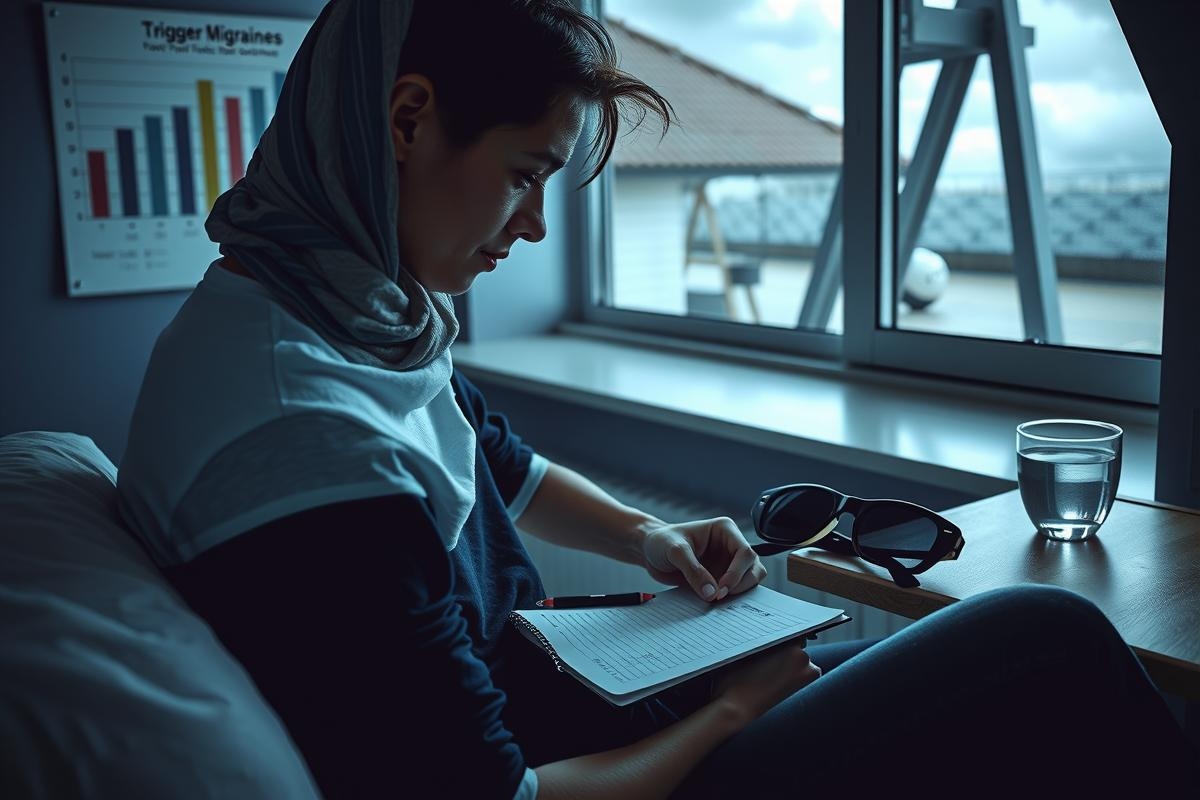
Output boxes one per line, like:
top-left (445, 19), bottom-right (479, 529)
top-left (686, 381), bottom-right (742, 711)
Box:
top-left (664, 539), bottom-right (721, 601)
top-left (715, 544), bottom-right (760, 597)
top-left (645, 518), bottom-right (765, 601)
top-left (725, 558), bottom-right (768, 596)
top-left (708, 518), bottom-right (765, 598)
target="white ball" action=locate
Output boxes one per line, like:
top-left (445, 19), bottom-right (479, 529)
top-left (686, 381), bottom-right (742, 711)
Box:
top-left (902, 247), bottom-right (949, 309)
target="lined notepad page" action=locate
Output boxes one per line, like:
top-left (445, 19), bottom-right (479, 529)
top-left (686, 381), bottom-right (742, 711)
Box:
top-left (514, 585), bottom-right (844, 702)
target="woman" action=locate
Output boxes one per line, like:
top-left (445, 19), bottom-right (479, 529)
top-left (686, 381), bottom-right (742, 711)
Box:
top-left (117, 1), bottom-right (1196, 797)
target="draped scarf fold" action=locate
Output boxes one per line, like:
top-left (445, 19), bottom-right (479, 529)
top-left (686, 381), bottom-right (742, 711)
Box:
top-left (205, 0), bottom-right (458, 372)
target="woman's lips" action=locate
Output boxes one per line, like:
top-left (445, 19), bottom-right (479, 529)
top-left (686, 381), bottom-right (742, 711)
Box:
top-left (480, 250), bottom-right (507, 270)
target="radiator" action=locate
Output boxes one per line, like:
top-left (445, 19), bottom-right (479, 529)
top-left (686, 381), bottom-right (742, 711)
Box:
top-left (517, 461), bottom-right (912, 643)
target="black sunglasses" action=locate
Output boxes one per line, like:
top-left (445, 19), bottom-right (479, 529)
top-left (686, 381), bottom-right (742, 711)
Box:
top-left (749, 484), bottom-right (964, 588)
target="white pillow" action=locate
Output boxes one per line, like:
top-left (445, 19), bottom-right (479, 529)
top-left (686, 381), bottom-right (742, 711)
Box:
top-left (0, 431), bottom-right (322, 799)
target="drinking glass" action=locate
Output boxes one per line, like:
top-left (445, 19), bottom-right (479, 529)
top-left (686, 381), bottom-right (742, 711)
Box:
top-left (1016, 419), bottom-right (1122, 542)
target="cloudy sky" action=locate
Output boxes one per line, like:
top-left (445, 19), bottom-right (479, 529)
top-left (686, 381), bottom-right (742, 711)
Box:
top-left (603, 0), bottom-right (1170, 180)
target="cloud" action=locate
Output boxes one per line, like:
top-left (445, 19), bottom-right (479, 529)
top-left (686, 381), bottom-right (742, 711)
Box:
top-left (1040, 0), bottom-right (1113, 21)
top-left (607, 1), bottom-right (840, 117)
top-left (747, 38), bottom-right (842, 109)
top-left (732, 1), bottom-right (831, 49)
top-left (946, 126), bottom-right (1002, 173)
top-left (899, 60), bottom-right (999, 157)
top-left (1020, 0), bottom-right (1149, 93)
top-left (1030, 83), bottom-right (1169, 171)
top-left (605, 0), bottom-right (744, 30)
top-left (607, 0), bottom-right (830, 47)
top-left (605, 0), bottom-right (1169, 176)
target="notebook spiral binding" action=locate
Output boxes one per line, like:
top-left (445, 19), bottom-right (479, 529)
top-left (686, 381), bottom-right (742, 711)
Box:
top-left (509, 612), bottom-right (565, 673)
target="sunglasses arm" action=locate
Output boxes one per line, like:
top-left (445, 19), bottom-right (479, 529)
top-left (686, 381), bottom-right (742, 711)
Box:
top-left (820, 535), bottom-right (922, 587)
top-left (885, 565), bottom-right (921, 588)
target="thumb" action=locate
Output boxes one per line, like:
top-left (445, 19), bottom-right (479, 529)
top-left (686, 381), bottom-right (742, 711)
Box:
top-left (666, 542), bottom-right (720, 601)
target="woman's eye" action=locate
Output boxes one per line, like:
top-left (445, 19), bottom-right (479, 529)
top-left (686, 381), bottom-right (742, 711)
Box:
top-left (514, 171), bottom-right (542, 190)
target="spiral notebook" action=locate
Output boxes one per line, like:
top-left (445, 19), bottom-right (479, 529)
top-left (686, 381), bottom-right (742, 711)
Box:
top-left (509, 585), bottom-right (850, 706)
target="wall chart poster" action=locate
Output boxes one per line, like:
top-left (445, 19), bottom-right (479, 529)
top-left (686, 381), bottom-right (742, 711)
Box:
top-left (43, 2), bottom-right (314, 296)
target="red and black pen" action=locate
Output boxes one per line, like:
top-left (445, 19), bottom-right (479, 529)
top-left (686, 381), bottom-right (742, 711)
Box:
top-left (535, 592), bottom-right (655, 609)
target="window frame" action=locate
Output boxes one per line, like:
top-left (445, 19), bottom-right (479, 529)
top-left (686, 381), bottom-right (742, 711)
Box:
top-left (579, 0), bottom-right (1162, 406)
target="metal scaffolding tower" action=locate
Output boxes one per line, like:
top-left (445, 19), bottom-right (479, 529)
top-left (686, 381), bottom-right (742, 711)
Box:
top-left (797, 0), bottom-right (1063, 344)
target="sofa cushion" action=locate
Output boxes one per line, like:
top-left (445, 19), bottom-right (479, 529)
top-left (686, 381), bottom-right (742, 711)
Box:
top-left (0, 431), bottom-right (321, 799)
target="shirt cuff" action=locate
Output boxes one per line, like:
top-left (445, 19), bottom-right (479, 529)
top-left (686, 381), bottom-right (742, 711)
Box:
top-left (507, 453), bottom-right (549, 522)
top-left (513, 767), bottom-right (539, 800)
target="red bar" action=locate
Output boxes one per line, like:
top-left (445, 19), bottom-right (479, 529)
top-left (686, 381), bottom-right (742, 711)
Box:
top-left (86, 150), bottom-right (109, 218)
top-left (224, 96), bottom-right (244, 184)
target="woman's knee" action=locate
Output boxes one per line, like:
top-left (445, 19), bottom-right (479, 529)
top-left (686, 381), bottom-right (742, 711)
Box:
top-left (960, 584), bottom-right (1106, 627)
top-left (951, 583), bottom-right (1125, 656)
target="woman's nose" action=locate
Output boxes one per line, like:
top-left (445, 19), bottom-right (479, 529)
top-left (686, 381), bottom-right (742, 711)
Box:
top-left (507, 195), bottom-right (547, 243)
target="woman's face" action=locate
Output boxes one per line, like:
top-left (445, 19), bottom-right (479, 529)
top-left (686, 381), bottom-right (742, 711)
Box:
top-left (390, 77), bottom-right (585, 295)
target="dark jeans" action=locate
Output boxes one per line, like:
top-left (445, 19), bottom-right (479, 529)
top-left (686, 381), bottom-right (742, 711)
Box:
top-left (669, 584), bottom-right (1198, 797)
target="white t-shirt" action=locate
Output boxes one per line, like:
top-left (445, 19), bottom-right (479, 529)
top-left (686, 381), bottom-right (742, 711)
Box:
top-left (117, 262), bottom-right (481, 567)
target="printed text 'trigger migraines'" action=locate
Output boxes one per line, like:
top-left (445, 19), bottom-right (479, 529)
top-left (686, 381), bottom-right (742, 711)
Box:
top-left (141, 20), bottom-right (285, 48)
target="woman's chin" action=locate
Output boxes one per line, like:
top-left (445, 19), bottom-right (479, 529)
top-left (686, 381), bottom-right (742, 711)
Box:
top-left (448, 273), bottom-right (479, 295)
top-left (413, 272), bottom-right (476, 296)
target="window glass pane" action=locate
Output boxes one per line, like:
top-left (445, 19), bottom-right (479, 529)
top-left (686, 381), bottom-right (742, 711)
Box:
top-left (892, 0), bottom-right (1168, 355)
top-left (602, 1), bottom-right (844, 333)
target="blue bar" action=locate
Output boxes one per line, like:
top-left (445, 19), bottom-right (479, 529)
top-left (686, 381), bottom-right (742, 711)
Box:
top-left (250, 87), bottom-right (267, 144)
top-left (273, 71), bottom-right (285, 102)
top-left (144, 116), bottom-right (168, 216)
top-left (172, 106), bottom-right (196, 216)
top-left (115, 128), bottom-right (139, 217)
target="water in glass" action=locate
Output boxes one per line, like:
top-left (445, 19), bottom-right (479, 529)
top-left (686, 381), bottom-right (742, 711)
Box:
top-left (1018, 446), bottom-right (1120, 541)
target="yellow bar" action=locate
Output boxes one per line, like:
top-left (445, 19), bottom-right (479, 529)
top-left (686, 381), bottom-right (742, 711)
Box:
top-left (196, 80), bottom-right (220, 212)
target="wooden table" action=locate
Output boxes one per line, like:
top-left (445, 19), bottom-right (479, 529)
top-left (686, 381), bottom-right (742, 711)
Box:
top-left (787, 490), bottom-right (1200, 699)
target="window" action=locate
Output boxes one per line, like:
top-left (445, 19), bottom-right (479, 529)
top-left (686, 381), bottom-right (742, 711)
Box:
top-left (585, 1), bottom-right (1166, 403)
top-left (587, 0), bottom-right (845, 356)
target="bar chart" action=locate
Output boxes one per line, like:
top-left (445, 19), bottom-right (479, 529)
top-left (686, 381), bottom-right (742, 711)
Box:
top-left (45, 3), bottom-right (313, 296)
top-left (76, 62), bottom-right (287, 221)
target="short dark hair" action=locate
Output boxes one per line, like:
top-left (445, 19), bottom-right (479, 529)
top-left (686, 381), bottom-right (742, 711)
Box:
top-left (395, 0), bottom-right (673, 185)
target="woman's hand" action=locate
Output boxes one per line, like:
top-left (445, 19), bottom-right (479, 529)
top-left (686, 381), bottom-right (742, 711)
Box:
top-left (641, 518), bottom-right (766, 602)
top-left (711, 641), bottom-right (822, 725)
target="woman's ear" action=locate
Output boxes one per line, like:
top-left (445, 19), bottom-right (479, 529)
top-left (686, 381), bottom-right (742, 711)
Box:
top-left (389, 74), bottom-right (436, 162)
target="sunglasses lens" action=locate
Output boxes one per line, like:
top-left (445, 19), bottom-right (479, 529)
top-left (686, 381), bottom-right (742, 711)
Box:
top-left (761, 487), bottom-right (840, 542)
top-left (855, 504), bottom-right (941, 568)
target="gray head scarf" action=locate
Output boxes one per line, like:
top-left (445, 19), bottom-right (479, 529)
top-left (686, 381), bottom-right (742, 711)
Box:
top-left (205, 0), bottom-right (457, 372)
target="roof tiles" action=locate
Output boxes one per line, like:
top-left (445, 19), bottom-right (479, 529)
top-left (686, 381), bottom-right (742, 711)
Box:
top-left (607, 18), bottom-right (843, 172)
